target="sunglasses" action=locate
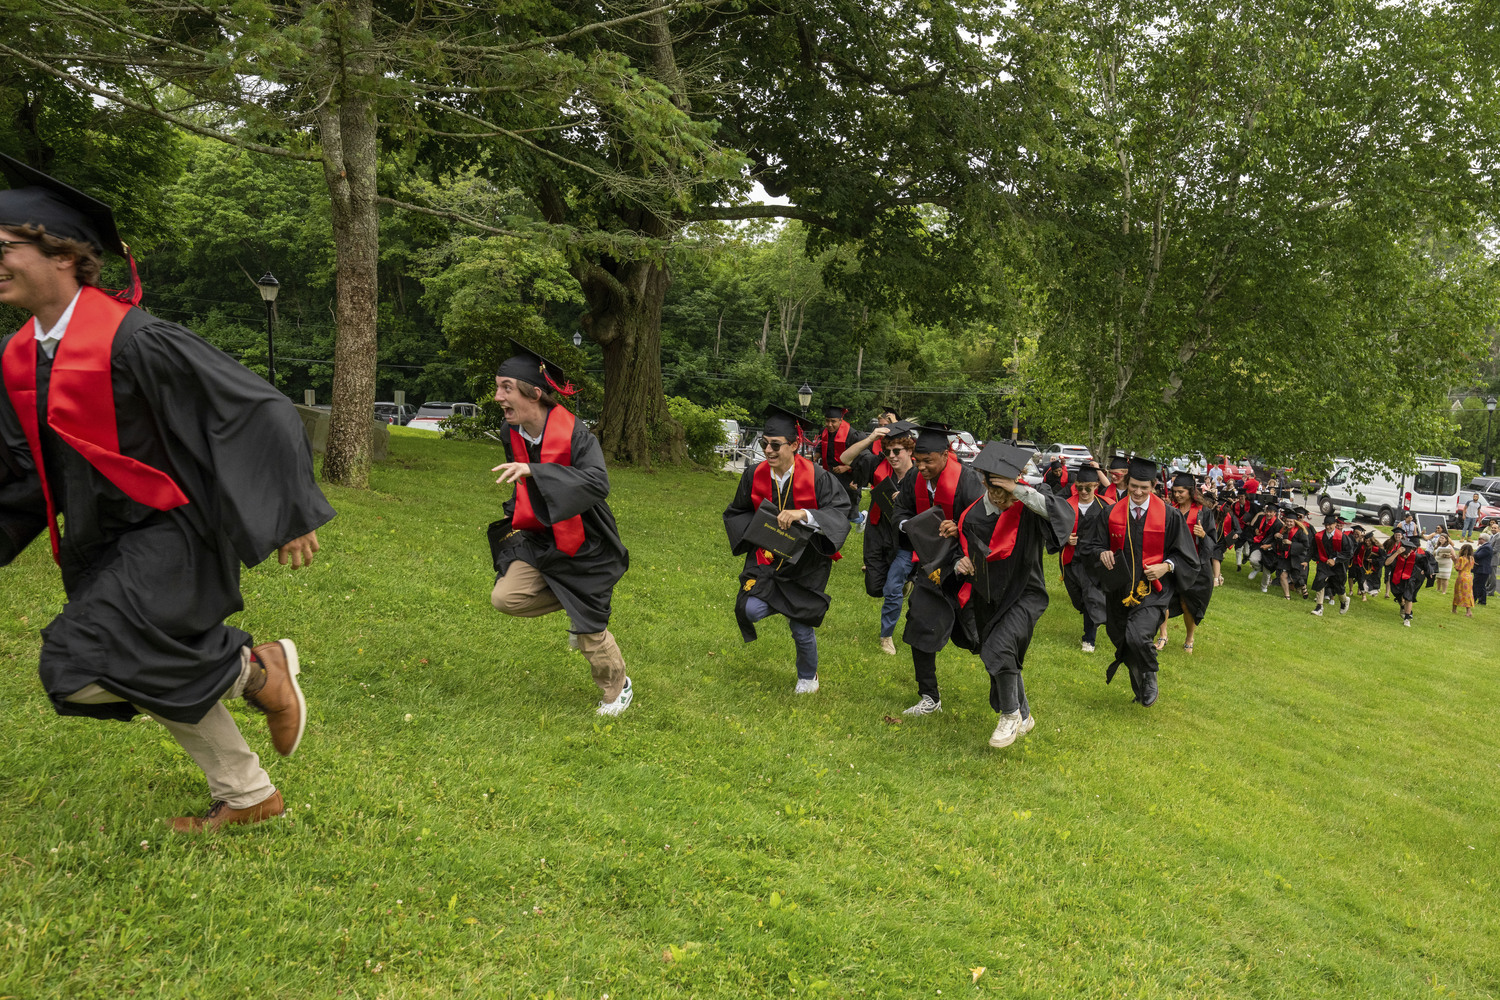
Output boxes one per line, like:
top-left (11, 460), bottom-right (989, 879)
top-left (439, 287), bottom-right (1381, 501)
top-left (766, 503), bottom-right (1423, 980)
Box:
top-left (760, 438), bottom-right (789, 450)
top-left (0, 238), bottom-right (37, 260)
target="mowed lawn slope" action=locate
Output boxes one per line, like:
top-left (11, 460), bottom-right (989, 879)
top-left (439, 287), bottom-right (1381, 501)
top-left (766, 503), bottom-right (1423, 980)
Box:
top-left (1, 430), bottom-right (1496, 999)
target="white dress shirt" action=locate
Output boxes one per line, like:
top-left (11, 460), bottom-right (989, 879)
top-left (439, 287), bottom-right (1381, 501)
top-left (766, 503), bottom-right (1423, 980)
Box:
top-left (32, 288), bottom-right (83, 359)
top-left (772, 466), bottom-right (821, 533)
top-left (1128, 497), bottom-right (1174, 572)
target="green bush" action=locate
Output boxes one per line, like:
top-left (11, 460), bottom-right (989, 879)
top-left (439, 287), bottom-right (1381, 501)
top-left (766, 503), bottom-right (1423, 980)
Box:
top-left (667, 396), bottom-right (748, 466)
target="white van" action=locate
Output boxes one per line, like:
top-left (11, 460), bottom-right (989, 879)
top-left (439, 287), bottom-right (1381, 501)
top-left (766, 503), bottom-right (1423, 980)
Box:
top-left (1317, 457), bottom-right (1463, 525)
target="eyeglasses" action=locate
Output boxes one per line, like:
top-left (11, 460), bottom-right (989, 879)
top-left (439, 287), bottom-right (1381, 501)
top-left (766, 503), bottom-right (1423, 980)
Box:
top-left (0, 239), bottom-right (36, 260)
top-left (759, 438), bottom-right (788, 451)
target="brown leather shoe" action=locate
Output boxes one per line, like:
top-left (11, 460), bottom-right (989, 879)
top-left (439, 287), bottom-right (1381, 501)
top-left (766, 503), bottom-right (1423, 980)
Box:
top-left (169, 790), bottom-right (285, 833)
top-left (245, 639), bottom-right (307, 756)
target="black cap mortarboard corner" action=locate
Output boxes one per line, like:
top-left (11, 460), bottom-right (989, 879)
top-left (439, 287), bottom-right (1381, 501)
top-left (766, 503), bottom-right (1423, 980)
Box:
top-left (495, 338), bottom-right (576, 397)
top-left (1126, 456), bottom-right (1158, 482)
top-left (761, 404), bottom-right (817, 443)
top-left (972, 441), bottom-right (1032, 481)
top-left (883, 419), bottom-right (918, 441)
top-left (0, 152), bottom-right (125, 257)
top-left (912, 423), bottom-right (952, 455)
top-left (1108, 455), bottom-right (1130, 471)
top-left (1171, 471), bottom-right (1196, 491)
top-left (1077, 460), bottom-right (1101, 476)
top-left (821, 404), bottom-right (848, 420)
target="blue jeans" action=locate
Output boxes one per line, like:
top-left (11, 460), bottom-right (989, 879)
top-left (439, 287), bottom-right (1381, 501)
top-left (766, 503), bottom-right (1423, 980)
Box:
top-left (744, 596), bottom-right (818, 680)
top-left (1463, 516), bottom-right (1478, 537)
top-left (880, 551), bottom-right (914, 638)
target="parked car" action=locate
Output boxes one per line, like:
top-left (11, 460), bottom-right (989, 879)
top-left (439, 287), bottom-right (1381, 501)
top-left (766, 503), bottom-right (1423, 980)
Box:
top-left (1207, 455), bottom-right (1255, 482)
top-left (1038, 442), bottom-right (1094, 471)
top-left (374, 402), bottom-right (414, 426)
top-left (1462, 477), bottom-right (1500, 505)
top-left (407, 401), bottom-right (478, 433)
top-left (948, 430), bottom-right (981, 464)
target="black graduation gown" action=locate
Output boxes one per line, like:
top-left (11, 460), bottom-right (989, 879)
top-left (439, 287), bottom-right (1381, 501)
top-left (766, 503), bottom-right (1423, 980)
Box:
top-left (487, 412), bottom-right (629, 635)
top-left (1278, 522), bottom-right (1312, 588)
top-left (1250, 513), bottom-right (1283, 573)
top-left (1309, 529), bottom-right (1355, 595)
top-left (959, 492), bottom-right (1074, 710)
top-left (892, 461), bottom-right (986, 653)
top-left (816, 424), bottom-right (861, 510)
top-left (1168, 504), bottom-right (1219, 622)
top-left (0, 315), bottom-right (336, 724)
top-left (1061, 497), bottom-right (1111, 632)
top-left (724, 461), bottom-right (851, 636)
top-left (1076, 499), bottom-right (1200, 682)
top-left (852, 450), bottom-right (912, 598)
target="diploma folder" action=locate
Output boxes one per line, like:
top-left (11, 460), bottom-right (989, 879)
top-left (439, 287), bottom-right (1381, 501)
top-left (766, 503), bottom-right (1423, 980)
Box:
top-left (743, 500), bottom-right (813, 561)
top-left (870, 475), bottom-right (898, 521)
top-left (904, 506), bottom-right (954, 570)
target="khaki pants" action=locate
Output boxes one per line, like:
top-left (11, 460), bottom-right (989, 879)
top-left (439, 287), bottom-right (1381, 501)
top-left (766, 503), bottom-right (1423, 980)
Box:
top-left (491, 561), bottom-right (628, 701)
top-left (65, 650), bottom-right (274, 810)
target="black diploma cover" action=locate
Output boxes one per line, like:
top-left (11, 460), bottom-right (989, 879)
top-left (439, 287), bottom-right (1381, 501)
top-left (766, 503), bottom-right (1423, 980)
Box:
top-left (871, 476), bottom-right (897, 520)
top-left (743, 500), bottom-right (813, 561)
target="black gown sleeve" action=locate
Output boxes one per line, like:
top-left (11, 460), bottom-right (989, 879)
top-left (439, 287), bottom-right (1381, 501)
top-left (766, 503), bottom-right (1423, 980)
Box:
top-left (1164, 508), bottom-right (1201, 591)
top-left (722, 467), bottom-right (761, 556)
top-left (522, 420), bottom-right (611, 522)
top-left (807, 465), bottom-right (852, 557)
top-left (121, 321), bottom-right (336, 567)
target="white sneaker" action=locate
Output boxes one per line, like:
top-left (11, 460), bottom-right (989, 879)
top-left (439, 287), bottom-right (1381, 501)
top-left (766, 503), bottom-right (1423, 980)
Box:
top-left (1261, 582), bottom-right (1270, 593)
top-left (794, 677), bottom-right (820, 695)
top-left (596, 677), bottom-right (633, 716)
top-left (903, 695), bottom-right (941, 716)
top-left (1081, 641), bottom-right (1095, 653)
top-left (879, 636), bottom-right (897, 656)
top-left (1310, 605), bottom-right (1323, 617)
top-left (1017, 713), bottom-right (1035, 737)
top-left (1403, 616), bottom-right (1412, 628)
top-left (1340, 597), bottom-right (1350, 614)
top-left (568, 633), bottom-right (581, 652)
top-left (1247, 570), bottom-right (1259, 581)
top-left (988, 711), bottom-right (1023, 748)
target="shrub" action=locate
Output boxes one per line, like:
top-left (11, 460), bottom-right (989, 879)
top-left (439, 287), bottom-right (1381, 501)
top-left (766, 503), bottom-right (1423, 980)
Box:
top-left (667, 396), bottom-right (749, 466)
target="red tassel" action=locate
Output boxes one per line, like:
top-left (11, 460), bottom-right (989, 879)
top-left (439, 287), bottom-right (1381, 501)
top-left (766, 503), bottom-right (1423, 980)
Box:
top-left (106, 253), bottom-right (143, 306)
top-left (543, 370), bottom-right (577, 397)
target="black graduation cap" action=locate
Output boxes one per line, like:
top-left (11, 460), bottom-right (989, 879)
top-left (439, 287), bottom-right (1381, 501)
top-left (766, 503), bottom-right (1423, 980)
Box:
top-left (495, 338), bottom-right (576, 396)
top-left (1126, 456), bottom-right (1158, 482)
top-left (1292, 505), bottom-right (1309, 517)
top-left (883, 419), bottom-right (918, 441)
top-left (1171, 471), bottom-right (1196, 491)
top-left (1322, 513), bottom-right (1341, 526)
top-left (821, 404), bottom-right (847, 420)
top-left (971, 441), bottom-right (1031, 481)
top-left (1400, 535), bottom-right (1421, 550)
top-left (1077, 460), bottom-right (1101, 475)
top-left (1108, 455), bottom-right (1130, 471)
top-left (912, 423), bottom-right (952, 454)
top-left (761, 403), bottom-right (817, 442)
top-left (0, 152), bottom-right (125, 256)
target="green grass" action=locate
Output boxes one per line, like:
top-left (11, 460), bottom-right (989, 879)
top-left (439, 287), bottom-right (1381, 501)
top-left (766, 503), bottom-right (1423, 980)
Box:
top-left (1, 429), bottom-right (1497, 999)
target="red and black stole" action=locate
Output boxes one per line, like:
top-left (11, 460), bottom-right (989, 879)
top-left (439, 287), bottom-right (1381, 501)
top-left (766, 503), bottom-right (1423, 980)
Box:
top-left (1314, 528), bottom-right (1344, 562)
top-left (1062, 495), bottom-right (1086, 566)
top-left (749, 454), bottom-right (819, 565)
top-left (817, 420), bottom-right (850, 472)
top-left (1390, 547), bottom-right (1418, 584)
top-left (914, 453), bottom-right (962, 518)
top-left (1, 286), bottom-right (190, 562)
top-left (868, 437), bottom-right (890, 526)
top-left (1108, 493), bottom-right (1167, 592)
top-left (1182, 502), bottom-right (1203, 551)
top-left (510, 406), bottom-right (586, 556)
top-left (954, 494), bottom-right (1025, 607)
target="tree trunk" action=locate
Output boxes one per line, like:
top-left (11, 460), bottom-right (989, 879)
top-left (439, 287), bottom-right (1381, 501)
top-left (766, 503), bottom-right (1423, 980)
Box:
top-left (579, 257), bottom-right (685, 466)
top-left (316, 0), bottom-right (379, 488)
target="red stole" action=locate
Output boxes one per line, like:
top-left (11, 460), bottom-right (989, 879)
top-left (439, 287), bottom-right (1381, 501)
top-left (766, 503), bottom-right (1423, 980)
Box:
top-left (817, 421), bottom-right (850, 471)
top-left (749, 454), bottom-right (819, 565)
top-left (509, 406), bottom-right (586, 557)
top-left (1062, 495), bottom-right (1084, 566)
top-left (1391, 549), bottom-right (1418, 584)
top-left (1252, 514), bottom-right (1278, 544)
top-left (1280, 522), bottom-right (1303, 552)
top-left (868, 438), bottom-right (890, 526)
top-left (1102, 481), bottom-right (1124, 503)
top-left (954, 495), bottom-right (1023, 607)
top-left (1181, 502), bottom-right (1203, 551)
top-left (1314, 528), bottom-right (1344, 562)
top-left (914, 453), bottom-right (961, 517)
top-left (1, 286), bottom-right (191, 562)
top-left (1108, 493), bottom-right (1167, 592)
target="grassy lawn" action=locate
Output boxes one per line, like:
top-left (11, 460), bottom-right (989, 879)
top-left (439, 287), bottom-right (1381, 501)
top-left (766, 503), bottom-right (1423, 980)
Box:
top-left (1, 429), bottom-right (1496, 999)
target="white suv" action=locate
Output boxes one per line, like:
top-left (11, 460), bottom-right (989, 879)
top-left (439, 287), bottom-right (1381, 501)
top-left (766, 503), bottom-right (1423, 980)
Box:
top-left (1039, 443), bottom-right (1094, 469)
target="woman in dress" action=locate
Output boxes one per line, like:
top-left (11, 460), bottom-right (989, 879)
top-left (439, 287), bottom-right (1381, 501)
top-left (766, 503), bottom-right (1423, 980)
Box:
top-left (1431, 532), bottom-right (1456, 595)
top-left (1452, 543), bottom-right (1476, 618)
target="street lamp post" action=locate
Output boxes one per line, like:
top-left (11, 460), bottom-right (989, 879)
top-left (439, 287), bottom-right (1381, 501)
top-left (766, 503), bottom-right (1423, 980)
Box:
top-left (256, 272), bottom-right (280, 388)
top-left (573, 330), bottom-right (583, 348)
top-left (1485, 396), bottom-right (1497, 476)
top-left (797, 382), bottom-right (812, 416)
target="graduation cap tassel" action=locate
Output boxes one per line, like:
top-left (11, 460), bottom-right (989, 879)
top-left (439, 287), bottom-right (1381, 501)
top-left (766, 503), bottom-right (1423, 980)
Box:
top-left (106, 251), bottom-right (143, 307)
top-left (542, 370), bottom-right (577, 397)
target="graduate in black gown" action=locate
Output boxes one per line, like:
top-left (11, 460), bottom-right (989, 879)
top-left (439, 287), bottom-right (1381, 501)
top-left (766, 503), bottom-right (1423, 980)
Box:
top-left (1274, 504), bottom-right (1313, 600)
top-left (724, 405), bottom-right (852, 693)
top-left (952, 443), bottom-right (1074, 748)
top-left (1059, 461), bottom-right (1111, 653)
top-left (488, 341), bottom-right (633, 716)
top-left (1157, 472), bottom-right (1218, 654)
top-left (1246, 503), bottom-right (1284, 592)
top-left (891, 424), bottom-right (985, 715)
top-left (841, 418), bottom-right (918, 654)
top-left (814, 403), bottom-right (861, 512)
top-left (1308, 513), bottom-right (1356, 616)
top-left (0, 155), bottom-right (333, 831)
top-left (1076, 457), bottom-right (1199, 707)
top-left (1384, 532), bottom-right (1435, 627)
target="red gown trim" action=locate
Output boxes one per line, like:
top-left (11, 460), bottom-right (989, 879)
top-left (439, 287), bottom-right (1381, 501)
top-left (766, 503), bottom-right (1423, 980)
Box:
top-left (509, 405), bottom-right (586, 557)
